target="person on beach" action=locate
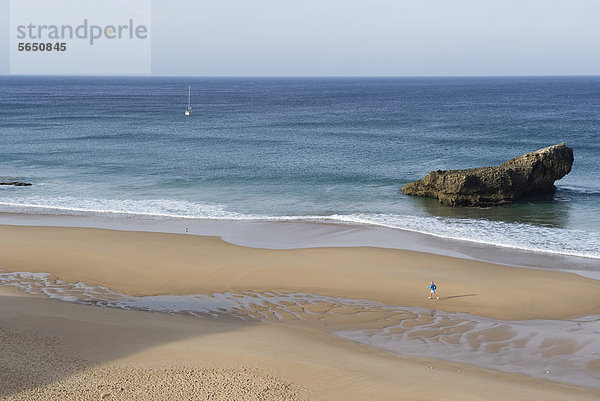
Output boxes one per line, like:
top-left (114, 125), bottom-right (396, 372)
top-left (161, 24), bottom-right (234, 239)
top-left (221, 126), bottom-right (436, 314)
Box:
top-left (429, 281), bottom-right (439, 299)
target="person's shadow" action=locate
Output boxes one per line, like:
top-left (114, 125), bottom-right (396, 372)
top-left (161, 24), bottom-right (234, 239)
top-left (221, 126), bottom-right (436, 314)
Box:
top-left (438, 293), bottom-right (477, 300)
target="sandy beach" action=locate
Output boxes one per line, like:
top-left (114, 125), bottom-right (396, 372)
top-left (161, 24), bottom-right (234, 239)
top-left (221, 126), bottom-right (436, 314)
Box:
top-left (1, 223), bottom-right (600, 400)
top-left (1, 224), bottom-right (599, 320)
top-left (3, 15), bottom-right (600, 400)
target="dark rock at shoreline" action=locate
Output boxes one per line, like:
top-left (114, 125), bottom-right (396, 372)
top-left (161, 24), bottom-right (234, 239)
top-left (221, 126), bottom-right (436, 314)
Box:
top-left (401, 143), bottom-right (574, 207)
top-left (0, 181), bottom-right (32, 186)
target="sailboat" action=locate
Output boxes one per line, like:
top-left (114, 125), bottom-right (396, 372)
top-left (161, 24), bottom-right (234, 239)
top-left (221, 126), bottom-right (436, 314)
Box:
top-left (184, 85), bottom-right (192, 116)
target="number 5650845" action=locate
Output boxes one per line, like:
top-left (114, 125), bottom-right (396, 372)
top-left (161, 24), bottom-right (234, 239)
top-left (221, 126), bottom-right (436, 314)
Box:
top-left (17, 42), bottom-right (67, 51)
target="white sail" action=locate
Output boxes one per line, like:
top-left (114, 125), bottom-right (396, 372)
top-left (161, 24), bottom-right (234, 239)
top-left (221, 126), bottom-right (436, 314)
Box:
top-left (185, 85), bottom-right (192, 116)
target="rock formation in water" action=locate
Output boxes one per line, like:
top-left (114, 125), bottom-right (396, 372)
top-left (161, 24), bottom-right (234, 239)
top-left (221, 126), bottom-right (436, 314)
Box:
top-left (0, 181), bottom-right (32, 186)
top-left (401, 143), bottom-right (574, 207)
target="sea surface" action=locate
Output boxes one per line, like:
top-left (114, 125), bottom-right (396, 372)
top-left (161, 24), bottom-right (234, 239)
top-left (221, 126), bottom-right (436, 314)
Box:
top-left (1, 76), bottom-right (599, 259)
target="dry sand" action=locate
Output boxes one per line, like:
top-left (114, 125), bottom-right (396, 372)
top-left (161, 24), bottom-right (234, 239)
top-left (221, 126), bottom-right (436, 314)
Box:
top-left (1, 224), bottom-right (600, 400)
top-left (2, 286), bottom-right (599, 401)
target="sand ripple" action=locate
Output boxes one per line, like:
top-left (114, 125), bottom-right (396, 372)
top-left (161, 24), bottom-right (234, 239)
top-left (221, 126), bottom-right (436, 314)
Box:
top-left (2, 270), bottom-right (600, 389)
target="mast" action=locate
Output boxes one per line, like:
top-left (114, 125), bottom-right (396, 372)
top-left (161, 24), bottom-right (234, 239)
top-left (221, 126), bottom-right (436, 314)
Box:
top-left (185, 85), bottom-right (192, 115)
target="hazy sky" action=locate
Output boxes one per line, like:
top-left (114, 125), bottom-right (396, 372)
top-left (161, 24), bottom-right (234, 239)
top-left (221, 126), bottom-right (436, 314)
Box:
top-left (2, 0), bottom-right (600, 76)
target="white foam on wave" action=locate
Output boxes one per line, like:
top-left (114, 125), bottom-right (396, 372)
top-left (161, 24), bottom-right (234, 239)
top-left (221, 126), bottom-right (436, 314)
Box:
top-left (0, 197), bottom-right (249, 220)
top-left (1, 270), bottom-right (599, 389)
top-left (0, 196), bottom-right (599, 259)
top-left (324, 213), bottom-right (600, 260)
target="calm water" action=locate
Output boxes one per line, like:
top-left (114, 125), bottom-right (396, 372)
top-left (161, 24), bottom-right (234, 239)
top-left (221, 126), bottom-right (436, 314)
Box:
top-left (0, 76), bottom-right (599, 258)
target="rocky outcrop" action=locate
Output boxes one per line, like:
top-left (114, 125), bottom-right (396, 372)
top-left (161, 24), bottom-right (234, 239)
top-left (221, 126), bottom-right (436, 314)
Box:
top-left (401, 143), bottom-right (574, 207)
top-left (0, 181), bottom-right (32, 186)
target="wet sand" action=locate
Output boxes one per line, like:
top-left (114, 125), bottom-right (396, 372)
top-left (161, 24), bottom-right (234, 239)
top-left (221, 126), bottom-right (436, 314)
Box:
top-left (2, 213), bottom-right (599, 277)
top-left (1, 224), bottom-right (600, 400)
top-left (0, 224), bottom-right (599, 320)
top-left (2, 285), bottom-right (599, 401)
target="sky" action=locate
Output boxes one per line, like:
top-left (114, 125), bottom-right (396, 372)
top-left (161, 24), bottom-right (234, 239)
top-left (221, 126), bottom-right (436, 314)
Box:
top-left (1, 0), bottom-right (599, 76)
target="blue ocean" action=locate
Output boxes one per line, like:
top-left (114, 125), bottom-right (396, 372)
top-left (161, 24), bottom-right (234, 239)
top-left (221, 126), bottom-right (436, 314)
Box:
top-left (0, 76), bottom-right (599, 258)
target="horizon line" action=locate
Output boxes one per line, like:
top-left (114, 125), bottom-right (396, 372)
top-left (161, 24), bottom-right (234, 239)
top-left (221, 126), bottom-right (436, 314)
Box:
top-left (2, 73), bottom-right (600, 79)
